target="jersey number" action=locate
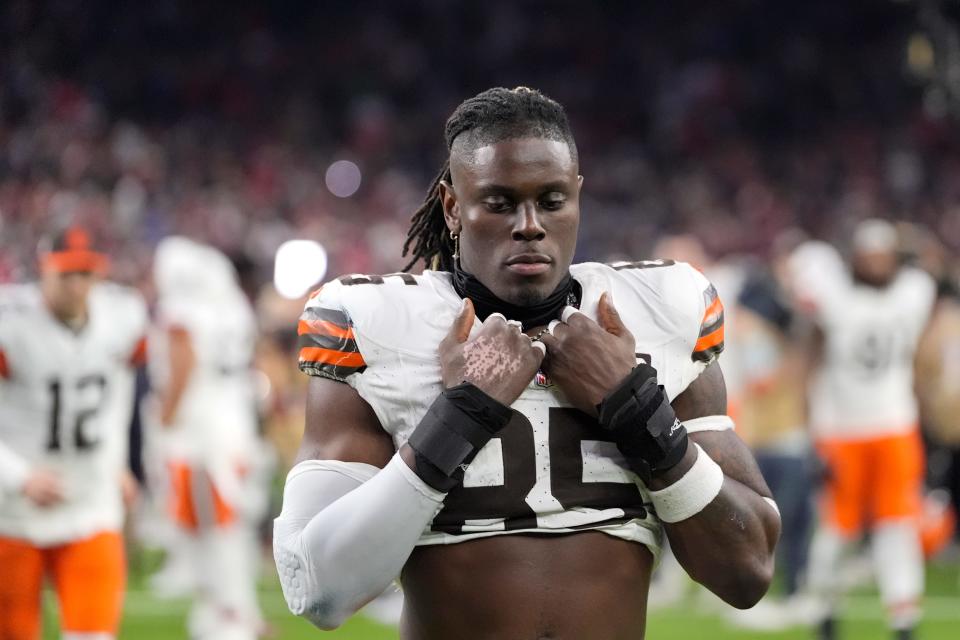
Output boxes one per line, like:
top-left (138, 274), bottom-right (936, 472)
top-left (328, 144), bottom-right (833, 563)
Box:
top-left (47, 375), bottom-right (108, 452)
top-left (338, 273), bottom-right (417, 286)
top-left (431, 408), bottom-right (649, 534)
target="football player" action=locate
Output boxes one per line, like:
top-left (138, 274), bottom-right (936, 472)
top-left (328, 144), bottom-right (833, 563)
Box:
top-left (147, 237), bottom-right (264, 640)
top-left (274, 87), bottom-right (781, 638)
top-left (790, 221), bottom-right (935, 640)
top-left (0, 226), bottom-right (147, 640)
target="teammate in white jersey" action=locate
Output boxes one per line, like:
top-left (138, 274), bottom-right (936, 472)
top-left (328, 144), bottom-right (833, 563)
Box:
top-left (0, 226), bottom-right (147, 640)
top-left (790, 221), bottom-right (936, 640)
top-left (147, 237), bottom-right (264, 640)
top-left (273, 87), bottom-right (780, 639)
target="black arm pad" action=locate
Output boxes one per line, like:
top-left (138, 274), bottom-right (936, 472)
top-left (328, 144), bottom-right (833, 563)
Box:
top-left (597, 364), bottom-right (688, 483)
top-left (407, 383), bottom-right (513, 491)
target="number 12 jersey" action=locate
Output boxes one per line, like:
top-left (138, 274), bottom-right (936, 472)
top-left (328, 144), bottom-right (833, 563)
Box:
top-left (0, 283), bottom-right (147, 546)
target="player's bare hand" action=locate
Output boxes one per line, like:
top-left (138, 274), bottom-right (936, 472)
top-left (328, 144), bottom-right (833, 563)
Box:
top-left (21, 468), bottom-right (65, 507)
top-left (439, 298), bottom-right (545, 406)
top-left (540, 292), bottom-right (637, 415)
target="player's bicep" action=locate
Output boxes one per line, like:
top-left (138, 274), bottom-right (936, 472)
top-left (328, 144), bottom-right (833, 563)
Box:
top-left (672, 361), bottom-right (772, 499)
top-left (297, 376), bottom-right (394, 467)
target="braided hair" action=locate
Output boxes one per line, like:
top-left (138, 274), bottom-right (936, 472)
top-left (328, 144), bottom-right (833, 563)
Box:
top-left (402, 87), bottom-right (577, 272)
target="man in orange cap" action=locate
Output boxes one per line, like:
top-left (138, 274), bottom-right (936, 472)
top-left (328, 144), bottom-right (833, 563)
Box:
top-left (0, 225), bottom-right (147, 640)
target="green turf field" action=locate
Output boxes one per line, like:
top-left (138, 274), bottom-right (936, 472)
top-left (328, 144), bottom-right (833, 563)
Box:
top-left (41, 554), bottom-right (959, 639)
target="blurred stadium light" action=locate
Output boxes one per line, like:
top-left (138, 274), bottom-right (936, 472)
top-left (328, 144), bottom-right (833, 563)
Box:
top-left (273, 239), bottom-right (328, 299)
top-left (325, 160), bottom-right (363, 198)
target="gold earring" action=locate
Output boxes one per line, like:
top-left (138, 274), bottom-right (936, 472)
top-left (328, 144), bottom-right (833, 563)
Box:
top-left (450, 230), bottom-right (460, 260)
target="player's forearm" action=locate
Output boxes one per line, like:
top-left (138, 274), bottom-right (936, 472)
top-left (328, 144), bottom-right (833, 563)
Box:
top-left (273, 454), bottom-right (444, 630)
top-left (159, 381), bottom-right (188, 425)
top-left (160, 327), bottom-right (195, 425)
top-left (663, 474), bottom-right (779, 608)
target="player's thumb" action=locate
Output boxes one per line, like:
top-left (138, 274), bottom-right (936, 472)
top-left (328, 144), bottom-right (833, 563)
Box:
top-left (597, 292), bottom-right (626, 336)
top-left (448, 298), bottom-right (476, 343)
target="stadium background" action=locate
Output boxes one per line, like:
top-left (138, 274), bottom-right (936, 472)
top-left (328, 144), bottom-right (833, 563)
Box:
top-left (2, 0), bottom-right (960, 638)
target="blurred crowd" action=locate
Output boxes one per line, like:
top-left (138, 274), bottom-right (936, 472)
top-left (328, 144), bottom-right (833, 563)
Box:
top-left (3, 1), bottom-right (960, 290)
top-left (3, 0), bottom-right (960, 633)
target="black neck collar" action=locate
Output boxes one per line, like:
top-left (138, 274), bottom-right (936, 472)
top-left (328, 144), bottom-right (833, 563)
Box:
top-left (450, 263), bottom-right (580, 330)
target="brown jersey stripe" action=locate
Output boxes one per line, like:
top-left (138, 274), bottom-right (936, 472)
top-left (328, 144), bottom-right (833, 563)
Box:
top-left (300, 306), bottom-right (352, 331)
top-left (297, 318), bottom-right (355, 340)
top-left (298, 331), bottom-right (359, 354)
top-left (703, 283), bottom-right (719, 305)
top-left (298, 359), bottom-right (367, 380)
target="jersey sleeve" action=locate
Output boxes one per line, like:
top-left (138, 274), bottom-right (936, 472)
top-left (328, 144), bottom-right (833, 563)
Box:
top-left (657, 262), bottom-right (726, 366)
top-left (297, 282), bottom-right (368, 383)
top-left (692, 279), bottom-right (725, 364)
top-left (671, 264), bottom-right (727, 397)
top-left (103, 284), bottom-right (149, 367)
top-left (0, 285), bottom-right (38, 380)
top-left (606, 260), bottom-right (725, 398)
top-left (904, 267), bottom-right (938, 334)
top-left (785, 240), bottom-right (847, 319)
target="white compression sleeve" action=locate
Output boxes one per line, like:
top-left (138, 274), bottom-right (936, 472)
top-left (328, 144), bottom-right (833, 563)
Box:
top-left (273, 454), bottom-right (445, 630)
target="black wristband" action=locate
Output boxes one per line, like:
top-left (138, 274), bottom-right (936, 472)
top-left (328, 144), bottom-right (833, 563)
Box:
top-left (407, 383), bottom-right (513, 491)
top-left (597, 365), bottom-right (688, 483)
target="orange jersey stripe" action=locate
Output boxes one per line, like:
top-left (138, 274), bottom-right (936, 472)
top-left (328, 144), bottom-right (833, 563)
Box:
top-left (128, 336), bottom-right (148, 367)
top-left (299, 346), bottom-right (366, 368)
top-left (297, 319), bottom-right (355, 340)
top-left (694, 326), bottom-right (724, 352)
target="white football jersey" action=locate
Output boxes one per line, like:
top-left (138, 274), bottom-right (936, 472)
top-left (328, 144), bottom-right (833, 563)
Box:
top-left (791, 245), bottom-right (936, 438)
top-left (147, 235), bottom-right (259, 461)
top-left (148, 290), bottom-right (259, 459)
top-left (0, 282), bottom-right (147, 546)
top-left (297, 261), bottom-right (724, 555)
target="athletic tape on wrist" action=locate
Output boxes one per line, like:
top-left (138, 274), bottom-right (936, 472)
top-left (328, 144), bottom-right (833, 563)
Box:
top-left (406, 383), bottom-right (512, 491)
top-left (598, 367), bottom-right (688, 482)
top-left (649, 444), bottom-right (724, 523)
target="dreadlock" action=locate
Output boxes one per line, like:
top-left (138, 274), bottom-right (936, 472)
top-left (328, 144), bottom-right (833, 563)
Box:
top-left (402, 87), bottom-right (577, 272)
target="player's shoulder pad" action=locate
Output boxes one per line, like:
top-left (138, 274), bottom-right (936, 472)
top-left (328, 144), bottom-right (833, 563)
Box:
top-left (896, 266), bottom-right (937, 309)
top-left (297, 272), bottom-right (441, 382)
top-left (92, 282), bottom-right (148, 323)
top-left (785, 240), bottom-right (848, 314)
top-left (580, 260), bottom-right (724, 364)
top-left (0, 283), bottom-right (42, 317)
